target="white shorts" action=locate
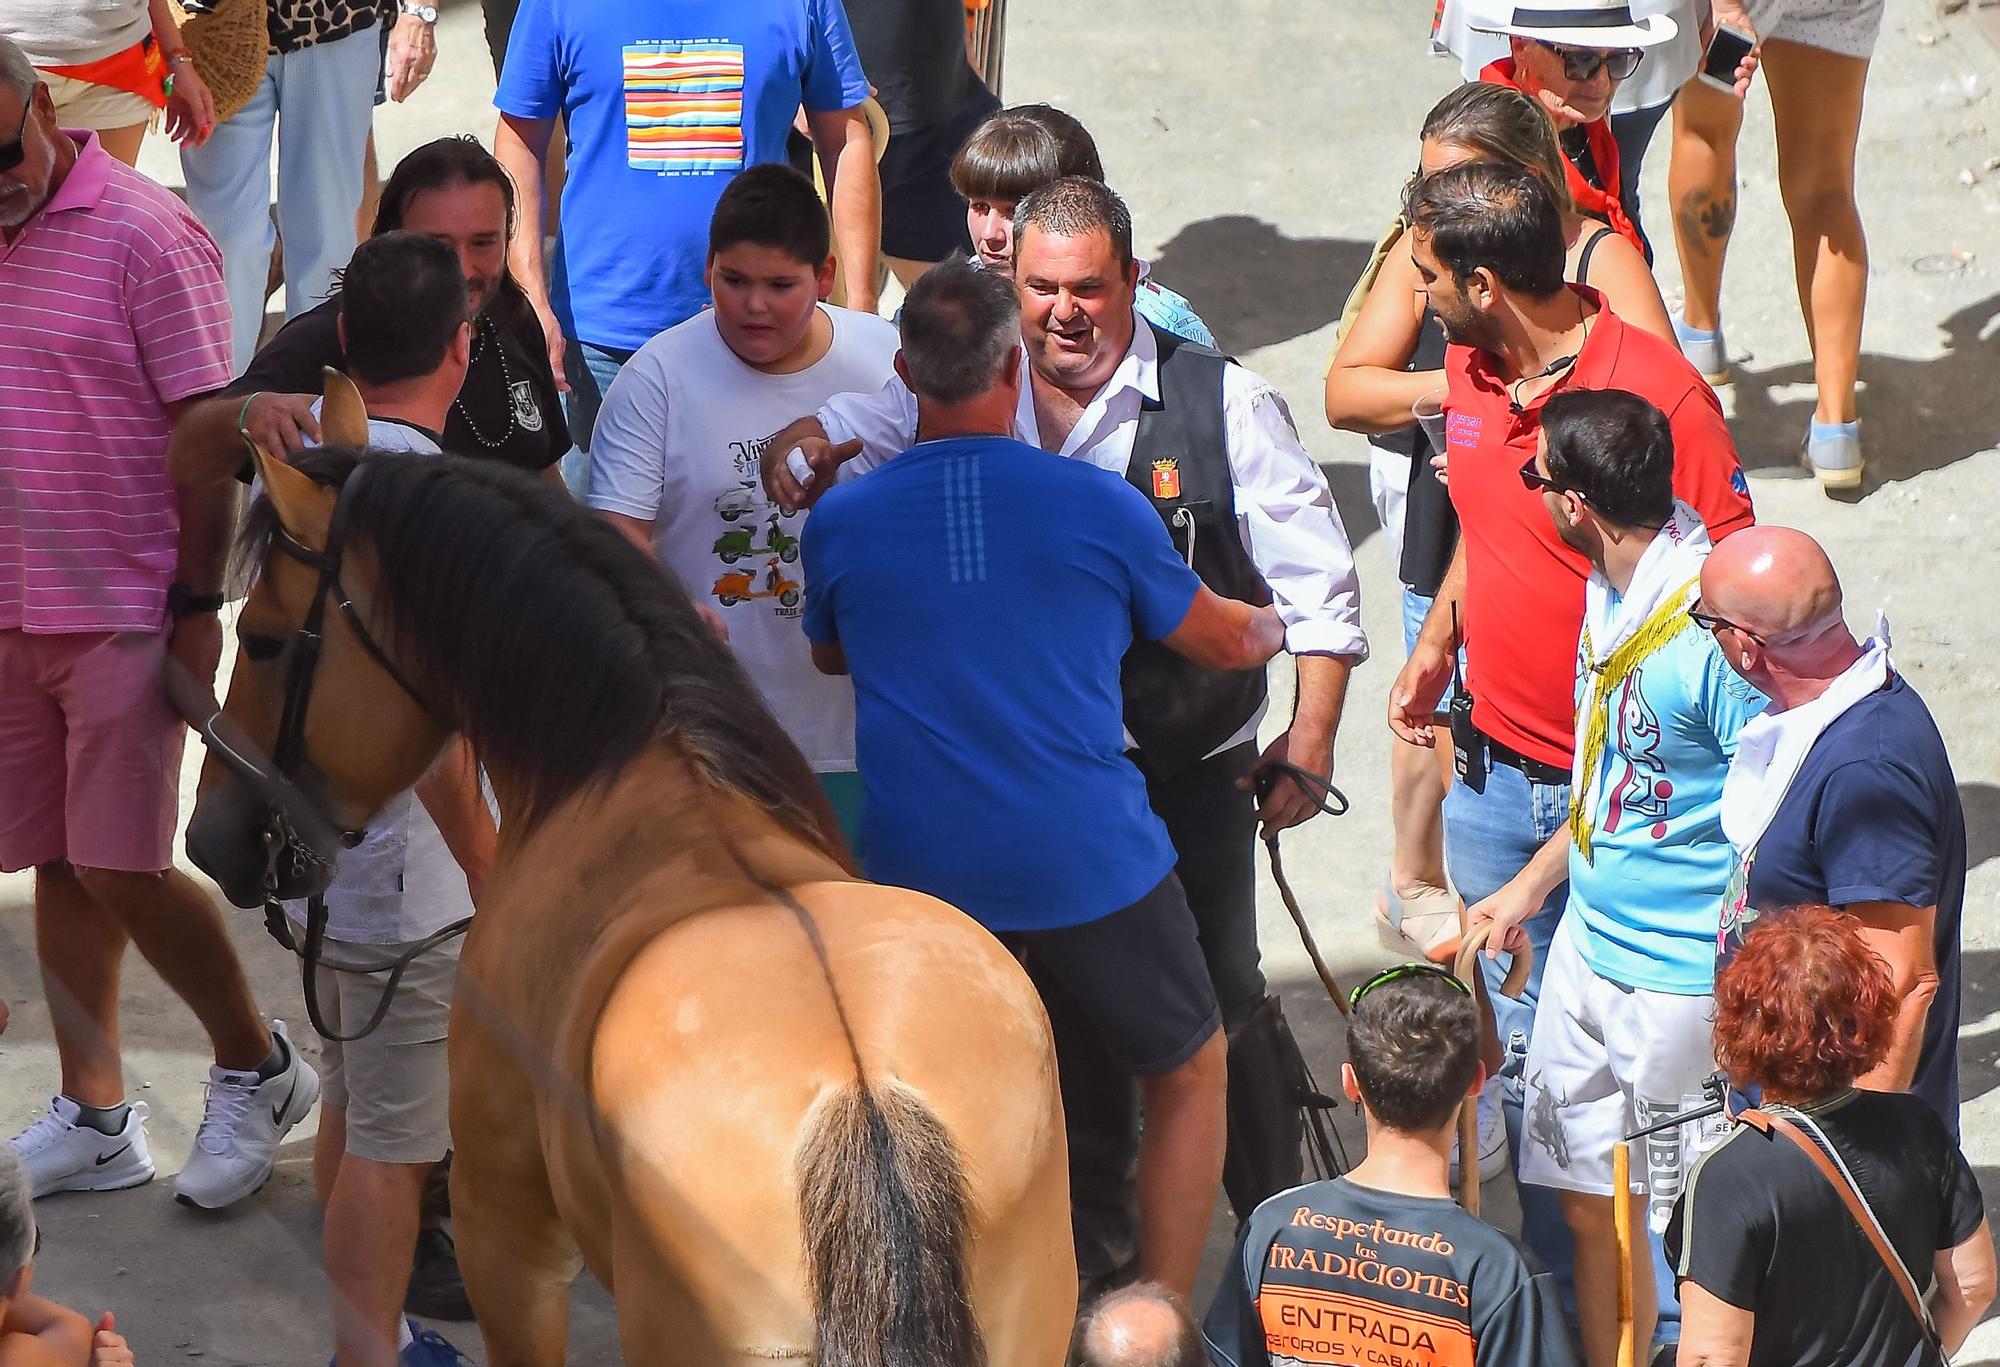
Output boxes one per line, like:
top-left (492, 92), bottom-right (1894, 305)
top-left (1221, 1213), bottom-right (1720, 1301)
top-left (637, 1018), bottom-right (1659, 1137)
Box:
top-left (40, 71), bottom-right (156, 131)
top-left (1745, 0), bottom-right (1884, 59)
top-left (1367, 442), bottom-right (1409, 576)
top-left (1518, 925), bottom-right (1722, 1231)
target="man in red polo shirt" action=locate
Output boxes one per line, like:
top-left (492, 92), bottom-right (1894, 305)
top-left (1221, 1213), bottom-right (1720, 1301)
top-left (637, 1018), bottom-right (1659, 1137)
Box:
top-left (1387, 161), bottom-right (1751, 1289)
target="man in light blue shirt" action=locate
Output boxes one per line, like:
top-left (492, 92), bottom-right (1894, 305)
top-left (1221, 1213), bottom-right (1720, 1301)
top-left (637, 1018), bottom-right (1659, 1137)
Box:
top-left (1470, 389), bottom-right (1762, 1367)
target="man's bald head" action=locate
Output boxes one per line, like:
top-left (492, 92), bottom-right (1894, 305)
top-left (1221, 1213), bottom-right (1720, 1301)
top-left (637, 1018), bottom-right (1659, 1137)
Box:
top-left (1701, 526), bottom-right (1846, 648)
top-left (1069, 1283), bottom-right (1205, 1367)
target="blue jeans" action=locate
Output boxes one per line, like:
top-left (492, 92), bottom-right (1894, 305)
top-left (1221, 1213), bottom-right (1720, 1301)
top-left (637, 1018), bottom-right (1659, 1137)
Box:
top-left (1609, 98), bottom-right (1675, 265)
top-left (1443, 764), bottom-right (1575, 1290)
top-left (180, 26), bottom-right (381, 373)
top-left (560, 340), bottom-right (636, 499)
top-left (1444, 762), bottom-right (1682, 1345)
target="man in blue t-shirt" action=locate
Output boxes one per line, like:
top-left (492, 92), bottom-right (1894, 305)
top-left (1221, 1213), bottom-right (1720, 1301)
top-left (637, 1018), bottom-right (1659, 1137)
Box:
top-left (1700, 526), bottom-right (1965, 1134)
top-left (492, 0), bottom-right (880, 487)
top-left (1470, 392), bottom-right (1764, 1366)
top-left (802, 260), bottom-right (1284, 1297)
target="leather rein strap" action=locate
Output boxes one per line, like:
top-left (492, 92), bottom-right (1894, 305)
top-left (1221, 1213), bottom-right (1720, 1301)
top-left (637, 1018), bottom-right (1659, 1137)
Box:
top-left (1738, 1107), bottom-right (1940, 1347)
top-left (1256, 763), bottom-right (1352, 1015)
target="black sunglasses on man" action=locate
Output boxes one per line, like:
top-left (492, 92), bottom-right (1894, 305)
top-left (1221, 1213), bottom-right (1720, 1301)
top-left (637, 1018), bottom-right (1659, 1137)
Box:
top-left (0, 84), bottom-right (35, 175)
top-left (1535, 41), bottom-right (1644, 81)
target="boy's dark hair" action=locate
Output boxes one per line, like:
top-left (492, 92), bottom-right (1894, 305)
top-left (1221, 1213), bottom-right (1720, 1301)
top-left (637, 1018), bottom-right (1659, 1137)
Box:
top-left (949, 103), bottom-right (1105, 203)
top-left (1405, 162), bottom-right (1565, 298)
top-left (1345, 971), bottom-right (1481, 1133)
top-left (1542, 389), bottom-right (1677, 529)
top-left (371, 134), bottom-right (521, 311)
top-left (708, 163), bottom-right (830, 266)
top-left (340, 232), bottom-right (469, 387)
top-left (1014, 177), bottom-right (1134, 271)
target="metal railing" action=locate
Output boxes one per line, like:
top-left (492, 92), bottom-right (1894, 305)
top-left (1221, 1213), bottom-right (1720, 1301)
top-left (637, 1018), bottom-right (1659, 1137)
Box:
top-left (966, 0), bottom-right (1010, 97)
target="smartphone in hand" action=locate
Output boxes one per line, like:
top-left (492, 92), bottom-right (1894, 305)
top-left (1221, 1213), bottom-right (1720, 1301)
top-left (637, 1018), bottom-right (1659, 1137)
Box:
top-left (1700, 25), bottom-right (1755, 93)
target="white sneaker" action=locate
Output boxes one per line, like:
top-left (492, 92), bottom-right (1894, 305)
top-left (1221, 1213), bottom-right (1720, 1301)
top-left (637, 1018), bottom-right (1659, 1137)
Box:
top-left (175, 1020), bottom-right (320, 1210)
top-left (10, 1096), bottom-right (154, 1197)
top-left (1449, 1082), bottom-right (1511, 1186)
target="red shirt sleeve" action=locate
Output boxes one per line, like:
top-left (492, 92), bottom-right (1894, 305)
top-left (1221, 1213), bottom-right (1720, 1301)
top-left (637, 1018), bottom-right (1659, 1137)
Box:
top-left (1665, 383), bottom-right (1755, 539)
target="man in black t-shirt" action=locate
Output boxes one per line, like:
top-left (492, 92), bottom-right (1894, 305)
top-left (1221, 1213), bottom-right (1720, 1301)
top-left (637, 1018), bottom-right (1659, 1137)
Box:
top-left (168, 136), bottom-right (568, 487)
top-left (841, 0), bottom-right (1000, 284)
top-left (1204, 966), bottom-right (1579, 1367)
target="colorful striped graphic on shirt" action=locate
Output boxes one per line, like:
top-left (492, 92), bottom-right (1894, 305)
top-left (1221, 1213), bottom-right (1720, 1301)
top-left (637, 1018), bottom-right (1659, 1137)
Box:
top-left (623, 42), bottom-right (745, 173)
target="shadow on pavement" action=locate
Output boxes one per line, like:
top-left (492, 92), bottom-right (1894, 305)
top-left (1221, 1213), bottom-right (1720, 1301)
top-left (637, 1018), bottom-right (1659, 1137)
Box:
top-left (1724, 291), bottom-right (2000, 490)
top-left (1148, 216), bottom-right (1374, 357)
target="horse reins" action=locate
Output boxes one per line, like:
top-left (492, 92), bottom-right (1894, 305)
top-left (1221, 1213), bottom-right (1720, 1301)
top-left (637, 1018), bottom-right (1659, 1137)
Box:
top-left (253, 462), bottom-right (473, 1042)
top-left (1253, 761), bottom-right (1354, 1016)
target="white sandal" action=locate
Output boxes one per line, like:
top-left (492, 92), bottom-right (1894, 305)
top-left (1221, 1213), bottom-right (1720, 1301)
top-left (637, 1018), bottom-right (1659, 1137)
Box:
top-left (1375, 880), bottom-right (1463, 965)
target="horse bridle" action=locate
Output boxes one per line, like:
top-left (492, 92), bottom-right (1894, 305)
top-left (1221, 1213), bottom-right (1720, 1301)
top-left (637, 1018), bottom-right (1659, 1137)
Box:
top-left (210, 461), bottom-right (471, 1042)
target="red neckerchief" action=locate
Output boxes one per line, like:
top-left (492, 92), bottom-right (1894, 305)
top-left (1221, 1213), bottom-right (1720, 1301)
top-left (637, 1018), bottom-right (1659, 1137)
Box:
top-left (1480, 59), bottom-right (1643, 255)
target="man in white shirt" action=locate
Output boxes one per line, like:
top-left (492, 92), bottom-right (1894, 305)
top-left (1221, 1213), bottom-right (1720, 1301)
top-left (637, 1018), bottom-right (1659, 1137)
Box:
top-left (763, 176), bottom-right (1367, 1286)
top-left (298, 232), bottom-right (495, 1367)
top-left (587, 164), bottom-right (900, 849)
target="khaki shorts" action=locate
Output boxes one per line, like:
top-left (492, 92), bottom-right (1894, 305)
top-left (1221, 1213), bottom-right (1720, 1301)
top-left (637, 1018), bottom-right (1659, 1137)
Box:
top-left (40, 71), bottom-right (155, 131)
top-left (311, 932), bottom-right (460, 1165)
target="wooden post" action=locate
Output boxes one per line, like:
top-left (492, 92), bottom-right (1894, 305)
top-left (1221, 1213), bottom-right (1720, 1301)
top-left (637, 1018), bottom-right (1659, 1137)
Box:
top-left (1613, 1141), bottom-right (1636, 1367)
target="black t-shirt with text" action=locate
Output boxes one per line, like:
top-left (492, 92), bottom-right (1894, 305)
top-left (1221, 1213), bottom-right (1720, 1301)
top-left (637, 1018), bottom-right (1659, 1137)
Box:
top-left (227, 290), bottom-right (568, 475)
top-left (1667, 1090), bottom-right (1983, 1367)
top-left (1204, 1178), bottom-right (1581, 1367)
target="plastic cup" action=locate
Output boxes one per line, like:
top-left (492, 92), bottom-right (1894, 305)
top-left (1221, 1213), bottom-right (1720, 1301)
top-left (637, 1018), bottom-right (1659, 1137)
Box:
top-left (1413, 389), bottom-right (1450, 452)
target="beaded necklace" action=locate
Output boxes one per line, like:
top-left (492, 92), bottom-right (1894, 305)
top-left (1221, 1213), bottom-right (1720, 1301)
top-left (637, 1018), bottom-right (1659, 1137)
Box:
top-left (453, 321), bottom-right (518, 450)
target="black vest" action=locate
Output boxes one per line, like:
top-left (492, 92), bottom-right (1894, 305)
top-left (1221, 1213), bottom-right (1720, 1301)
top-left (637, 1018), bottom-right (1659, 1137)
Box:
top-left (1120, 324), bottom-right (1272, 779)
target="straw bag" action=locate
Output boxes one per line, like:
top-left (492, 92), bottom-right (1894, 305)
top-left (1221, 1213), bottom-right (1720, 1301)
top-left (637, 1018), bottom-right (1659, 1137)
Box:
top-left (168, 0), bottom-right (268, 124)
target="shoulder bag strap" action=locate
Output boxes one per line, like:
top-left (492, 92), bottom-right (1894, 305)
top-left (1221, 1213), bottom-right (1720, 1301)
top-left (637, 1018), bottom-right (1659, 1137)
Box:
top-left (1739, 1108), bottom-right (1940, 1348)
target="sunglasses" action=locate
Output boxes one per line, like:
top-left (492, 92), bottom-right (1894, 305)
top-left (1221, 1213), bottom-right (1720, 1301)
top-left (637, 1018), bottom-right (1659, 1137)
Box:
top-left (1518, 453), bottom-right (1575, 496)
top-left (1687, 597), bottom-right (1764, 642)
top-left (0, 88), bottom-right (34, 174)
top-left (1536, 42), bottom-right (1644, 81)
top-left (1348, 962), bottom-right (1471, 1014)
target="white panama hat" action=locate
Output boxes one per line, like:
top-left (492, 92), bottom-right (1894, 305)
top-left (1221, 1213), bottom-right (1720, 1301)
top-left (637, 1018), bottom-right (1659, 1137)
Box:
top-left (1468, 0), bottom-right (1678, 49)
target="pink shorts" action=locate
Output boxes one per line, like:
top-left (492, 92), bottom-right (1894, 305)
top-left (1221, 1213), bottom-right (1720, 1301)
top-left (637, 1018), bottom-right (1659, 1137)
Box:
top-left (0, 630), bottom-right (184, 874)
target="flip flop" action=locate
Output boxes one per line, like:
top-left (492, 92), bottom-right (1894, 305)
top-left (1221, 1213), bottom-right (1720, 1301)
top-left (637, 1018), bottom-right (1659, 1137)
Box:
top-left (1375, 880), bottom-right (1463, 965)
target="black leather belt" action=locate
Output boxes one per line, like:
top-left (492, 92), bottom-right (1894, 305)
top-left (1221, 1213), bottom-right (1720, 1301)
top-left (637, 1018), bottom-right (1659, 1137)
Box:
top-left (1483, 732), bottom-right (1570, 788)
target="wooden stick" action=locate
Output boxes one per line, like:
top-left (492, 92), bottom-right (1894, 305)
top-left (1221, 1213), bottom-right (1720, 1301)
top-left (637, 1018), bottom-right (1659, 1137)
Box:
top-left (1450, 925), bottom-right (1532, 1213)
top-left (1614, 1141), bottom-right (1635, 1367)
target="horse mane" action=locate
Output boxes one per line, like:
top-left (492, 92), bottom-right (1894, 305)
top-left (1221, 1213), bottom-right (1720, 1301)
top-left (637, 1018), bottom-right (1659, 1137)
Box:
top-left (238, 446), bottom-right (844, 858)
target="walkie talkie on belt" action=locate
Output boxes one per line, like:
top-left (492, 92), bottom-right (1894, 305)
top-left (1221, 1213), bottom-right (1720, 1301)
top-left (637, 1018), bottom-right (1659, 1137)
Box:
top-left (1445, 603), bottom-right (1486, 793)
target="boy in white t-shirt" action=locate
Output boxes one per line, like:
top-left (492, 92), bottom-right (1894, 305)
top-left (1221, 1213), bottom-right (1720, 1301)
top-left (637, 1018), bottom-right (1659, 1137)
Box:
top-left (292, 233), bottom-right (493, 1367)
top-left (587, 164), bottom-right (900, 848)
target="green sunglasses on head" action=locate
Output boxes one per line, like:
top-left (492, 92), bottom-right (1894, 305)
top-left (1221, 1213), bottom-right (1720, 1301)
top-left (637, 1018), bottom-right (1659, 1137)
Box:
top-left (1347, 961), bottom-right (1472, 1013)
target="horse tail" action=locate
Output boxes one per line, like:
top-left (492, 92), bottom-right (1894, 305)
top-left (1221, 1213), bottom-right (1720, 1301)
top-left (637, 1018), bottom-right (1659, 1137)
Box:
top-left (797, 1081), bottom-right (986, 1367)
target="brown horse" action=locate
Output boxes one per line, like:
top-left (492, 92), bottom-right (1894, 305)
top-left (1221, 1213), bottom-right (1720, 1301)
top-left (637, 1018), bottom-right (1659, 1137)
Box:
top-left (184, 443), bottom-right (1076, 1365)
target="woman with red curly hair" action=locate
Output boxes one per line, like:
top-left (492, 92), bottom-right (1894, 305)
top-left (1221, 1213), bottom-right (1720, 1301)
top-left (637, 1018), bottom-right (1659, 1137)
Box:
top-left (1665, 906), bottom-right (1993, 1366)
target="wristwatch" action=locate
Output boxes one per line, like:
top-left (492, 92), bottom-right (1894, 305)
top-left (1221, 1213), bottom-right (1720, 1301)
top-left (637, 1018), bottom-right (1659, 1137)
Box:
top-left (167, 583), bottom-right (225, 618)
top-left (398, 1), bottom-right (438, 21)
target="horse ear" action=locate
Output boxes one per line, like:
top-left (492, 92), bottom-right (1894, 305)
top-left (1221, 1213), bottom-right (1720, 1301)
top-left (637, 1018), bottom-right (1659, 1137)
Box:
top-left (252, 447), bottom-right (336, 552)
top-left (320, 366), bottom-right (370, 448)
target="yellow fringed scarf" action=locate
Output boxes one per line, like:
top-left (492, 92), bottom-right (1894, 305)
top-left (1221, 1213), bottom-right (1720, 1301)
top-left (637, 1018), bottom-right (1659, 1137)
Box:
top-left (1569, 574), bottom-right (1702, 862)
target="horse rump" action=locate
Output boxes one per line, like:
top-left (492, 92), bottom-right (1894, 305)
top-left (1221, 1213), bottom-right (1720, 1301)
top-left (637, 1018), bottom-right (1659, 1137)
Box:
top-left (797, 1081), bottom-right (986, 1367)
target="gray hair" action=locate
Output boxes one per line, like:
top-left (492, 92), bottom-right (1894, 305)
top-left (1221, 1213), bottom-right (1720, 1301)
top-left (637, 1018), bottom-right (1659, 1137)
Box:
top-left (1015, 176), bottom-right (1135, 271)
top-left (0, 1147), bottom-right (33, 1289)
top-left (0, 36), bottom-right (36, 101)
top-left (897, 258), bottom-right (1020, 405)
top-left (1068, 1282), bottom-right (1205, 1367)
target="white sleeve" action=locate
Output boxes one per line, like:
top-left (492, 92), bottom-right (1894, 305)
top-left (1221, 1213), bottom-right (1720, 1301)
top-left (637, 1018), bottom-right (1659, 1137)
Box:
top-left (584, 353), bottom-right (670, 521)
top-left (1222, 367), bottom-right (1369, 661)
top-left (816, 375), bottom-right (920, 480)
